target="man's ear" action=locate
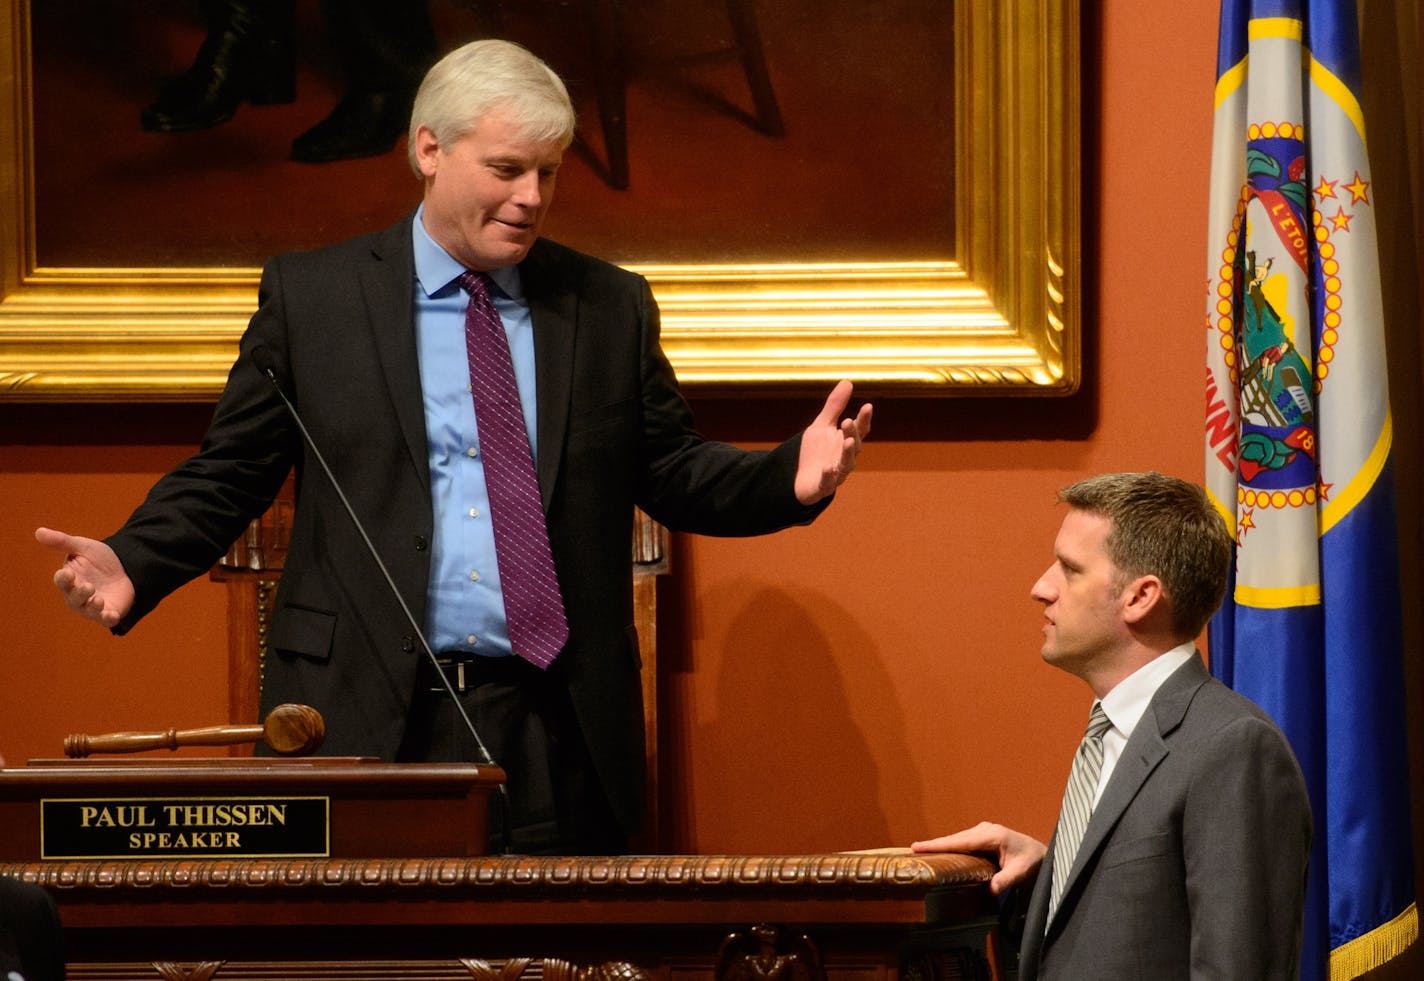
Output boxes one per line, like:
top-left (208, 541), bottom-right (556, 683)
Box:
top-left (1120, 574), bottom-right (1164, 625)
top-left (413, 125), bottom-right (441, 178)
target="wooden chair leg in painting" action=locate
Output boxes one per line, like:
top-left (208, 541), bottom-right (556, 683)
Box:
top-left (585, 0), bottom-right (631, 190)
top-left (726, 0), bottom-right (784, 136)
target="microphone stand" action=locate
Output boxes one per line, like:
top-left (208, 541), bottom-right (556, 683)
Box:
top-left (258, 362), bottom-right (513, 854)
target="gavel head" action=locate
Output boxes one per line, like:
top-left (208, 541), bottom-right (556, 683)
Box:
top-left (263, 704), bottom-right (326, 756)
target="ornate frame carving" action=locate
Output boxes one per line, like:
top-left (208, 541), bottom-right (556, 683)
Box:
top-left (0, 0), bottom-right (1079, 400)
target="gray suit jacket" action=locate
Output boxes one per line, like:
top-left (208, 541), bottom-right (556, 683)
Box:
top-left (1017, 654), bottom-right (1311, 980)
top-left (106, 213), bottom-right (826, 835)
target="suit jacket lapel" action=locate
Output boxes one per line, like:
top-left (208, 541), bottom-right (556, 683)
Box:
top-left (1045, 654), bottom-right (1210, 934)
top-left (519, 240), bottom-right (577, 510)
top-left (360, 213), bottom-right (430, 492)
top-left (1054, 718), bottom-right (1170, 920)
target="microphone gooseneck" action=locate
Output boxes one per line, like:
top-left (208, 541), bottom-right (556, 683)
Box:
top-left (256, 359), bottom-right (513, 853)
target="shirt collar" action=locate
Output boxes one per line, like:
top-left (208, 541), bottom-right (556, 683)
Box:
top-left (412, 203), bottom-right (524, 301)
top-left (1097, 640), bottom-right (1196, 741)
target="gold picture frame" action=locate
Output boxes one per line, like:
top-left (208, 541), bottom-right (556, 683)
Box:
top-left (0, 0), bottom-right (1079, 401)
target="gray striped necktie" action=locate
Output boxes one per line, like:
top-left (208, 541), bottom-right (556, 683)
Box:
top-left (458, 271), bottom-right (568, 669)
top-left (1048, 702), bottom-right (1112, 921)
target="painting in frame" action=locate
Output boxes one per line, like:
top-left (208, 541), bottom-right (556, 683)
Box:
top-left (0, 0), bottom-right (1079, 400)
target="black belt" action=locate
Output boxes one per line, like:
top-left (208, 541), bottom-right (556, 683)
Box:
top-left (420, 654), bottom-right (536, 694)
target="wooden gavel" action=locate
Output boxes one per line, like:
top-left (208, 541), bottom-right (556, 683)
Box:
top-left (63, 703), bottom-right (325, 758)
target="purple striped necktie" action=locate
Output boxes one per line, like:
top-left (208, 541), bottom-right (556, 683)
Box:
top-left (458, 271), bottom-right (568, 669)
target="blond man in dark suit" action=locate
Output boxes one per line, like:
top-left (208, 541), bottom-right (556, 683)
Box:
top-left (38, 39), bottom-right (871, 856)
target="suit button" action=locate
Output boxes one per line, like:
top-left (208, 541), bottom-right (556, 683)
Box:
top-left (401, 635), bottom-right (415, 653)
top-left (414, 535), bottom-right (429, 551)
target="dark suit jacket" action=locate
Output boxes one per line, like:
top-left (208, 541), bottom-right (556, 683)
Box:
top-left (107, 213), bottom-right (825, 835)
top-left (1017, 654), bottom-right (1311, 980)
top-left (0, 876), bottom-right (64, 981)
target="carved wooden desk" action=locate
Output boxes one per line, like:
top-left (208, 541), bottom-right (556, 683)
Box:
top-left (2, 852), bottom-right (1000, 981)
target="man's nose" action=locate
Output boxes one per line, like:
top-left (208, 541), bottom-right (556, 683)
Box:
top-left (1030, 569), bottom-right (1055, 603)
top-left (511, 173), bottom-right (543, 206)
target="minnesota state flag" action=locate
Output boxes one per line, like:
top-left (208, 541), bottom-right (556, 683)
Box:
top-left (1204, 1), bottom-right (1417, 978)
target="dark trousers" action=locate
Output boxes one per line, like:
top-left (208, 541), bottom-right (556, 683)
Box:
top-left (397, 655), bottom-right (626, 857)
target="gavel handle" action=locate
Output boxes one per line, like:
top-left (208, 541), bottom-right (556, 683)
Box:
top-left (65, 724), bottom-right (266, 758)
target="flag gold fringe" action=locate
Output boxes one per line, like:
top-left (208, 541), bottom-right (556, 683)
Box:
top-left (1329, 902), bottom-right (1418, 980)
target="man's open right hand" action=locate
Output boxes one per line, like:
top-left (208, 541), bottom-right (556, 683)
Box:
top-left (35, 527), bottom-right (135, 629)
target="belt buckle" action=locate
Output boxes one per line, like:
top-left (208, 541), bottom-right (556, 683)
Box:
top-left (431, 656), bottom-right (469, 695)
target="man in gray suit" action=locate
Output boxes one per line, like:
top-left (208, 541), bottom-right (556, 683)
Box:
top-left (914, 472), bottom-right (1311, 979)
top-left (36, 39), bottom-right (872, 856)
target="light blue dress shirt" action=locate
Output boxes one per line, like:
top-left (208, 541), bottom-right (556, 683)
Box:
top-left (411, 205), bottom-right (540, 657)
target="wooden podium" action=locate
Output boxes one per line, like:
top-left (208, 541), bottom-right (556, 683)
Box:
top-left (1, 757), bottom-right (1001, 981)
top-left (1, 851), bottom-right (1000, 981)
top-left (0, 758), bottom-right (505, 863)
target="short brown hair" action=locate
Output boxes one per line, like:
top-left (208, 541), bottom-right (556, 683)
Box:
top-left (1058, 472), bottom-right (1233, 638)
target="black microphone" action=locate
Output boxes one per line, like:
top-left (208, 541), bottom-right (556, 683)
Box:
top-left (249, 345), bottom-right (512, 853)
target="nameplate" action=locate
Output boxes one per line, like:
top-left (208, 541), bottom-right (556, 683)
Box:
top-left (40, 796), bottom-right (330, 860)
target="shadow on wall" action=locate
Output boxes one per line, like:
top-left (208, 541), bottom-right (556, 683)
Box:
top-left (668, 584), bottom-right (927, 854)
